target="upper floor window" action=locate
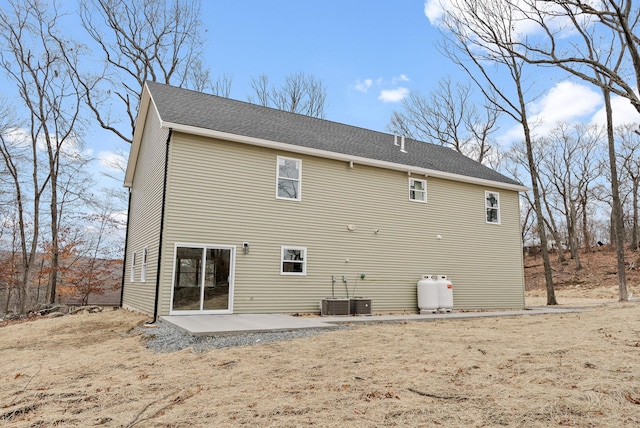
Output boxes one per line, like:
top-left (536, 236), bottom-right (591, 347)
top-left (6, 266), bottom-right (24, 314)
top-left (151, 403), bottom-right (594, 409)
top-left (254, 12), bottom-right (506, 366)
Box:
top-left (276, 156), bottom-right (301, 200)
top-left (409, 178), bottom-right (427, 202)
top-left (485, 191), bottom-right (500, 224)
top-left (281, 246), bottom-right (306, 275)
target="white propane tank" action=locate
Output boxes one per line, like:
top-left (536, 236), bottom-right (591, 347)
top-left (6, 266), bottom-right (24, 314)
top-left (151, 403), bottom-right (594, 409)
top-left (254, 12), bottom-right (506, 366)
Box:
top-left (436, 275), bottom-right (453, 313)
top-left (417, 274), bottom-right (438, 314)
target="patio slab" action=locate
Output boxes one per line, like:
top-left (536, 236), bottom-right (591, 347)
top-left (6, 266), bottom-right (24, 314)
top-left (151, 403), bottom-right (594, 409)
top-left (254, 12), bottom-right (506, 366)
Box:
top-left (161, 307), bottom-right (585, 337)
top-left (161, 313), bottom-right (339, 337)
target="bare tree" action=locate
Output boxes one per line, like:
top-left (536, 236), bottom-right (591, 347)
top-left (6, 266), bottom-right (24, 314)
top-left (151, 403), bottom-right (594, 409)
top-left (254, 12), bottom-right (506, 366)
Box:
top-left (508, 136), bottom-right (567, 264)
top-left (62, 196), bottom-right (124, 306)
top-left (530, 139), bottom-right (568, 263)
top-left (0, 0), bottom-right (85, 311)
top-left (439, 0), bottom-right (558, 304)
top-left (501, 0), bottom-right (640, 300)
top-left (502, 143), bottom-right (542, 251)
top-left (388, 77), bottom-right (499, 163)
top-left (0, 100), bottom-right (24, 314)
top-left (616, 124), bottom-right (640, 251)
top-left (508, 1), bottom-right (640, 115)
top-left (210, 73), bottom-right (233, 98)
top-left (537, 123), bottom-right (605, 269)
top-left (77, 0), bottom-right (210, 143)
top-left (0, 125), bottom-right (41, 314)
top-left (248, 72), bottom-right (328, 118)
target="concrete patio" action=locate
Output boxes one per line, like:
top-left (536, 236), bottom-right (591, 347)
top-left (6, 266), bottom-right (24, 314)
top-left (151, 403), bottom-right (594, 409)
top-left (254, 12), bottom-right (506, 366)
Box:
top-left (161, 306), bottom-right (584, 337)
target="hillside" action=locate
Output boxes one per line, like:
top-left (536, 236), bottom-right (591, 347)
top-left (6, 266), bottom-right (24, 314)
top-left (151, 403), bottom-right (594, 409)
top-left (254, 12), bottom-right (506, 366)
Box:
top-left (524, 245), bottom-right (640, 306)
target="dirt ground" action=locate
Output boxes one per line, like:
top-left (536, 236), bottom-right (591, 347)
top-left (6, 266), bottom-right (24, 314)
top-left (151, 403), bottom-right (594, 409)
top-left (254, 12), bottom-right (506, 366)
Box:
top-left (1, 247), bottom-right (640, 427)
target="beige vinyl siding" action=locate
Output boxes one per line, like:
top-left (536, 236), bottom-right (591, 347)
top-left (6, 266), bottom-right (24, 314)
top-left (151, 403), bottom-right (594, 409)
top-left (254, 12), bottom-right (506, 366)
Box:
top-left (157, 132), bottom-right (525, 315)
top-left (121, 106), bottom-right (168, 314)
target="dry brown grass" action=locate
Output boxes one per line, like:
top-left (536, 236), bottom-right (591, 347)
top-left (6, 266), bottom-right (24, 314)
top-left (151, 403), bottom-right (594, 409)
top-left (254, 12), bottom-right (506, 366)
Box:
top-left (1, 247), bottom-right (640, 427)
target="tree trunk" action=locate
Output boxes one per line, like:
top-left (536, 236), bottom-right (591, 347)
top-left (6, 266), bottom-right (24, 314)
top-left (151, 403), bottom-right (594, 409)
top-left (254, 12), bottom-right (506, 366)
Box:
top-left (3, 286), bottom-right (10, 314)
top-left (542, 196), bottom-right (566, 264)
top-left (522, 122), bottom-right (556, 304)
top-left (582, 196), bottom-right (591, 252)
top-left (603, 88), bottom-right (628, 300)
top-left (569, 201), bottom-right (582, 269)
top-left (632, 178), bottom-right (639, 251)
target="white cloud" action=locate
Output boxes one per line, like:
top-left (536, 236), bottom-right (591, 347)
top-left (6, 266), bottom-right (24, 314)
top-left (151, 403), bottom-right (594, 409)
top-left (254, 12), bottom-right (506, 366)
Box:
top-left (424, 0), bottom-right (446, 25)
top-left (353, 75), bottom-right (411, 103)
top-left (499, 80), bottom-right (602, 144)
top-left (4, 126), bottom-right (86, 158)
top-left (111, 210), bottom-right (128, 228)
top-left (4, 127), bottom-right (30, 147)
top-left (590, 92), bottom-right (640, 127)
top-left (425, 0), bottom-right (573, 41)
top-left (530, 81), bottom-right (601, 124)
top-left (378, 87), bottom-right (410, 103)
top-left (98, 151), bottom-right (127, 172)
top-left (499, 81), bottom-right (640, 146)
top-left (355, 79), bottom-right (373, 93)
top-left (392, 74), bottom-right (410, 84)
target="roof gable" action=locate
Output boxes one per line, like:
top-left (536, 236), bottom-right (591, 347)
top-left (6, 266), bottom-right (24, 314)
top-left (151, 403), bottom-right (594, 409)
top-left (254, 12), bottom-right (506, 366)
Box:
top-left (127, 81), bottom-right (525, 190)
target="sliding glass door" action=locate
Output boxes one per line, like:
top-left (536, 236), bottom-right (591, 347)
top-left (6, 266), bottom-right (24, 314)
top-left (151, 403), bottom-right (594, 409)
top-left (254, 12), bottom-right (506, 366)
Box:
top-left (171, 245), bottom-right (234, 314)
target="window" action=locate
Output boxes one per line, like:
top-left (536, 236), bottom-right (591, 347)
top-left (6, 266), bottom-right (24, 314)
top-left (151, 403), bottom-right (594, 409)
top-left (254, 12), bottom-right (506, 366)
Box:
top-left (485, 191), bottom-right (500, 224)
top-left (409, 178), bottom-right (427, 202)
top-left (276, 156), bottom-right (301, 200)
top-left (130, 251), bottom-right (137, 282)
top-left (281, 246), bottom-right (306, 275)
top-left (141, 247), bottom-right (148, 282)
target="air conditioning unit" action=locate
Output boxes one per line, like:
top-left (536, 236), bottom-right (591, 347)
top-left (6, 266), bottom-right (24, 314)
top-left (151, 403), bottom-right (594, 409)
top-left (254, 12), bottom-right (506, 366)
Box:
top-left (321, 298), bottom-right (350, 316)
top-left (350, 297), bottom-right (372, 316)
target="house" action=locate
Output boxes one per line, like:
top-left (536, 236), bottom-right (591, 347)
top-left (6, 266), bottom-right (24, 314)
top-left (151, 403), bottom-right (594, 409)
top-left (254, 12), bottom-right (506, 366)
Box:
top-left (121, 81), bottom-right (528, 318)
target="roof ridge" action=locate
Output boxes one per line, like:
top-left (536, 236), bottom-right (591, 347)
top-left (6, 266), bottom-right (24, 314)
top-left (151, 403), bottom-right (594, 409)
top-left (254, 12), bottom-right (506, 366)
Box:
top-left (145, 80), bottom-right (406, 142)
top-left (143, 81), bottom-right (524, 189)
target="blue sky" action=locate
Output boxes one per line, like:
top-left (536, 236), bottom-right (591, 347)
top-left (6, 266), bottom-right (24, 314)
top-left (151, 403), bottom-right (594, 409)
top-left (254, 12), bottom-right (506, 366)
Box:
top-left (2, 0), bottom-right (639, 187)
top-left (199, 1), bottom-right (638, 136)
top-left (91, 0), bottom-right (636, 171)
top-left (200, 1), bottom-right (457, 133)
top-left (86, 0), bottom-right (464, 181)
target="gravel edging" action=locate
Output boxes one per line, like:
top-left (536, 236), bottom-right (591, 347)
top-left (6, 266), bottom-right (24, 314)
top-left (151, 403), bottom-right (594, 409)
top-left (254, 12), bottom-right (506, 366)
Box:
top-left (138, 320), bottom-right (348, 353)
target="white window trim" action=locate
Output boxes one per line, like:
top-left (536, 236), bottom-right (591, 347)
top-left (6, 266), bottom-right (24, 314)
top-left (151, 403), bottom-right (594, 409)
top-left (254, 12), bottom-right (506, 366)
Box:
top-left (280, 246), bottom-right (307, 275)
top-left (141, 247), bottom-right (148, 282)
top-left (485, 191), bottom-right (501, 224)
top-left (130, 251), bottom-right (137, 282)
top-left (409, 178), bottom-right (427, 203)
top-left (276, 156), bottom-right (302, 201)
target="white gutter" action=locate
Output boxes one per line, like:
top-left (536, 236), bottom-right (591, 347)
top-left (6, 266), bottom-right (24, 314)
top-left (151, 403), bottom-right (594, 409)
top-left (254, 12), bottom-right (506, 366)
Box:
top-left (161, 121), bottom-right (529, 192)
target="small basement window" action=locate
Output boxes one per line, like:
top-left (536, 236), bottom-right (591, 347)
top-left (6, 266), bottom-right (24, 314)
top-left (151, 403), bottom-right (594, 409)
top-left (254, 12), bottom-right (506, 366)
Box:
top-left (281, 246), bottom-right (306, 275)
top-left (409, 178), bottom-right (427, 202)
top-left (485, 191), bottom-right (500, 224)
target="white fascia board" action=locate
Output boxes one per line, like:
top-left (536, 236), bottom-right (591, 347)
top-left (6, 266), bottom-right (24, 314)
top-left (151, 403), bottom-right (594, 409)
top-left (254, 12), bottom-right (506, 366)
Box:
top-left (162, 121), bottom-right (530, 193)
top-left (124, 83), bottom-right (153, 188)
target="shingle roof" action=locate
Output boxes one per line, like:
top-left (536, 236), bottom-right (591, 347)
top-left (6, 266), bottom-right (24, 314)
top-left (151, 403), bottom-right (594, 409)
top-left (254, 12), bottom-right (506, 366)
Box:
top-left (145, 81), bottom-right (522, 188)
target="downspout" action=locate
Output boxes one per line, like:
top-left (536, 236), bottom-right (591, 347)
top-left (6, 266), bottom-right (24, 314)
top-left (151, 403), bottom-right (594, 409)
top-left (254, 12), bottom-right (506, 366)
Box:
top-left (152, 128), bottom-right (173, 322)
top-left (119, 188), bottom-right (133, 308)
